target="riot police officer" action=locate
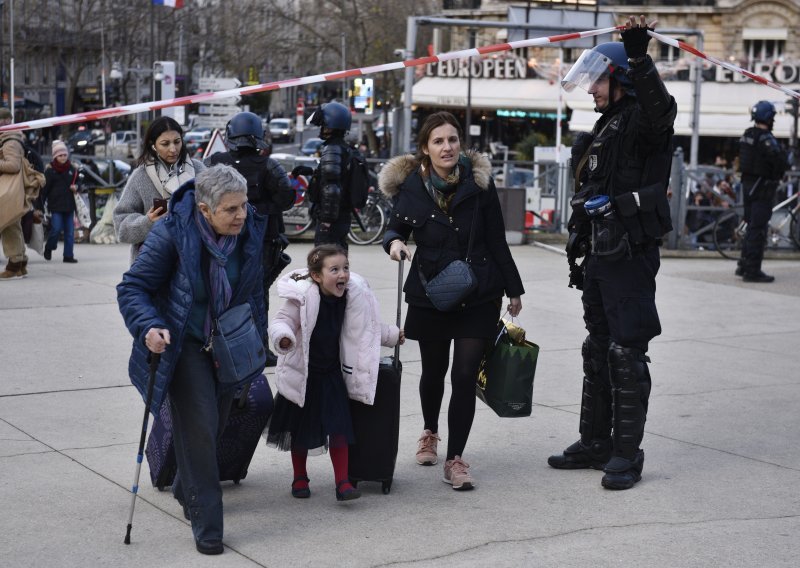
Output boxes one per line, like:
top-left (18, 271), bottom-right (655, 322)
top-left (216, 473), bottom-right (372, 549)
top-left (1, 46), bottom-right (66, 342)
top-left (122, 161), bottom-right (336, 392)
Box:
top-left (549, 16), bottom-right (676, 490)
top-left (206, 111), bottom-right (295, 364)
top-left (736, 101), bottom-right (789, 282)
top-left (302, 101), bottom-right (369, 248)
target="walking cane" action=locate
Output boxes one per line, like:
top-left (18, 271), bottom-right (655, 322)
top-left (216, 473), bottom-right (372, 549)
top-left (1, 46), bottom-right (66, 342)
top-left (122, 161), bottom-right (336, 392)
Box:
top-left (124, 353), bottom-right (160, 545)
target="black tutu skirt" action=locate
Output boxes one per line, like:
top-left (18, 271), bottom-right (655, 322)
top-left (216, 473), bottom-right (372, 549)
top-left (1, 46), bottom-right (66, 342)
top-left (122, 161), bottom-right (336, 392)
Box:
top-left (266, 368), bottom-right (355, 454)
top-left (404, 299), bottom-right (502, 341)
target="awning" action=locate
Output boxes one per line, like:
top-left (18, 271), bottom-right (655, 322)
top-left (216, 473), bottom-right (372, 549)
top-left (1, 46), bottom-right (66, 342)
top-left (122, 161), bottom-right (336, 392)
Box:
top-left (564, 80), bottom-right (800, 138)
top-left (568, 108), bottom-right (795, 137)
top-left (412, 77), bottom-right (563, 111)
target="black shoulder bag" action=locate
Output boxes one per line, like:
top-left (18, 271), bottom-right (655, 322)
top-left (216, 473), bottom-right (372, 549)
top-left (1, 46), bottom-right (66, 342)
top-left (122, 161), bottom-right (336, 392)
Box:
top-left (418, 198), bottom-right (480, 312)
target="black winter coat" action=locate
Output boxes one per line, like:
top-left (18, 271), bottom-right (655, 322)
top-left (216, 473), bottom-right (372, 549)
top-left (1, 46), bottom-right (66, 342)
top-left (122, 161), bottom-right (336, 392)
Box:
top-left (40, 163), bottom-right (77, 213)
top-left (379, 151), bottom-right (524, 309)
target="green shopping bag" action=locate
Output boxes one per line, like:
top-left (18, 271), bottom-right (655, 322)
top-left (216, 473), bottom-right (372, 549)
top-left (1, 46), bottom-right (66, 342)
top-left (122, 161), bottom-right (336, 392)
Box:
top-left (476, 319), bottom-right (538, 418)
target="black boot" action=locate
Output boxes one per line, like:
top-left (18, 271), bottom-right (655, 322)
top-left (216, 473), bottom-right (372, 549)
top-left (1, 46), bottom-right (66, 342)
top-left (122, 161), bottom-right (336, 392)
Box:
top-left (742, 270), bottom-right (774, 283)
top-left (602, 450), bottom-right (644, 490)
top-left (548, 438), bottom-right (612, 470)
top-left (549, 337), bottom-right (613, 470)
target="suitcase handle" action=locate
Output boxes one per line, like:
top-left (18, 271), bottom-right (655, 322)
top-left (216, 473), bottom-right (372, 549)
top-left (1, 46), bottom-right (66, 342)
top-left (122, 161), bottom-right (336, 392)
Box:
top-left (395, 252), bottom-right (405, 361)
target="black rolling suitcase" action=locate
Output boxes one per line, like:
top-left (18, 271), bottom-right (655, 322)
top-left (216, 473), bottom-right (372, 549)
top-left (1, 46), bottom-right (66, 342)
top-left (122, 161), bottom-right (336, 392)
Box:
top-left (145, 375), bottom-right (273, 489)
top-left (348, 256), bottom-right (404, 494)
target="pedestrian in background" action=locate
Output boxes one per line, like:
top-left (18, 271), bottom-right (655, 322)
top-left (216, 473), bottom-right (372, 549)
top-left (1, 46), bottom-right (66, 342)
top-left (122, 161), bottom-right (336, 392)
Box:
top-left (117, 165), bottom-right (267, 555)
top-left (266, 244), bottom-right (403, 502)
top-left (114, 116), bottom-right (205, 263)
top-left (551, 16), bottom-right (675, 490)
top-left (206, 111), bottom-right (295, 365)
top-left (0, 108), bottom-right (32, 280)
top-left (736, 100), bottom-right (789, 282)
top-left (379, 111), bottom-right (524, 491)
top-left (39, 140), bottom-right (79, 263)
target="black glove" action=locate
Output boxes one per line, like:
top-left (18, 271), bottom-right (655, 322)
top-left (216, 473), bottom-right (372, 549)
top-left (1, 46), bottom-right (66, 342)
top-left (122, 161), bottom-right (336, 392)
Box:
top-left (621, 25), bottom-right (652, 60)
top-left (291, 165), bottom-right (314, 179)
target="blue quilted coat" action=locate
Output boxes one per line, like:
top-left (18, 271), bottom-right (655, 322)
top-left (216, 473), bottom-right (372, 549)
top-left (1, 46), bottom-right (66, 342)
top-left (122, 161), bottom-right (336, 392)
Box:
top-left (117, 181), bottom-right (267, 416)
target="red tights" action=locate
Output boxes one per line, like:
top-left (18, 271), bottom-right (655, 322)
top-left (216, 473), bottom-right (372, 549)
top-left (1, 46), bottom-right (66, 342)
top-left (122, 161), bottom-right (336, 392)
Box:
top-left (290, 434), bottom-right (354, 490)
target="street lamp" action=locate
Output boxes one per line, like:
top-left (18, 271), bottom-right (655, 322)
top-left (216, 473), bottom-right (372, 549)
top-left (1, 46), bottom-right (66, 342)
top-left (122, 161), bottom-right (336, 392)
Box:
top-left (109, 61), bottom-right (164, 149)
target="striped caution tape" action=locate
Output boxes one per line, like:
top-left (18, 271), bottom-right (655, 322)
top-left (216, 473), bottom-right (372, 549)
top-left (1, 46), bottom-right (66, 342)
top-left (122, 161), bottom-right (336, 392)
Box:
top-left (5, 25), bottom-right (794, 134)
top-left (649, 30), bottom-right (800, 101)
top-left (0, 25), bottom-right (621, 133)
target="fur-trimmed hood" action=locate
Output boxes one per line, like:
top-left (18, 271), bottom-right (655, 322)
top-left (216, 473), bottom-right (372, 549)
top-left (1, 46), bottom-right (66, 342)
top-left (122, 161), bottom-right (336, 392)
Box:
top-left (379, 149), bottom-right (492, 198)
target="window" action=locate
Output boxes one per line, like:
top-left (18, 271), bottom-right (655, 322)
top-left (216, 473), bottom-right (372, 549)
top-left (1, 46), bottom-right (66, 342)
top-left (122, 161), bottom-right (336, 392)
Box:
top-left (744, 39), bottom-right (785, 62)
top-left (659, 40), bottom-right (683, 63)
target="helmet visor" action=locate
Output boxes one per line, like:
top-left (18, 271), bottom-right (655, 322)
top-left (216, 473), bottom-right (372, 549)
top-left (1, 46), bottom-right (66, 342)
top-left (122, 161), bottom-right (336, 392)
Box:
top-left (561, 49), bottom-right (614, 93)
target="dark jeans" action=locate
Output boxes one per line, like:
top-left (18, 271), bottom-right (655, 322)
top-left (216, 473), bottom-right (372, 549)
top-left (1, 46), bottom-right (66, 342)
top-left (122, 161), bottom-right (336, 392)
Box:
top-left (169, 339), bottom-right (234, 544)
top-left (47, 211), bottom-right (74, 259)
top-left (741, 192), bottom-right (773, 274)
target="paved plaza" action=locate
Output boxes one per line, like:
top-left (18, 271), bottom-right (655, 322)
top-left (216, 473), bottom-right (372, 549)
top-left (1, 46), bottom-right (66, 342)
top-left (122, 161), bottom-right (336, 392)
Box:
top-left (1, 241), bottom-right (799, 567)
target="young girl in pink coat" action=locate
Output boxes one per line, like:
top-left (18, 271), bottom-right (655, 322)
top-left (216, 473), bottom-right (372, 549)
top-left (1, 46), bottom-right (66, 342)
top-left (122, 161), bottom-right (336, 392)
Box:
top-left (266, 244), bottom-right (404, 501)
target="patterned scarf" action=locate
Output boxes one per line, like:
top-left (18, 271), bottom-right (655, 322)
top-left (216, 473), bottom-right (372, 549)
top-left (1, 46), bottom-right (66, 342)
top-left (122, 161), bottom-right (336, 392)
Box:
top-left (145, 158), bottom-right (196, 198)
top-left (421, 155), bottom-right (466, 213)
top-left (194, 208), bottom-right (238, 338)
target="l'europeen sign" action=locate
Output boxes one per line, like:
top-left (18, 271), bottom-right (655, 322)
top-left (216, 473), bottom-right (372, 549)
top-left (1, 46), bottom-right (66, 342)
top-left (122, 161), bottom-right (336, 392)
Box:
top-left (717, 61), bottom-right (800, 84)
top-left (426, 57), bottom-right (529, 80)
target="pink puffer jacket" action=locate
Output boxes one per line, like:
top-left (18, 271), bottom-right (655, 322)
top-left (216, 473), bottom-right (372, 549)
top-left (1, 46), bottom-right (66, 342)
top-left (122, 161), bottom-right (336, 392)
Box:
top-left (269, 269), bottom-right (400, 407)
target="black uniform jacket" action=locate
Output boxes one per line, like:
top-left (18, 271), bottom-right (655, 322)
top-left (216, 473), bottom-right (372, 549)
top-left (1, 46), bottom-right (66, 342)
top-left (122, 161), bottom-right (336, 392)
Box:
top-left (379, 150), bottom-right (524, 309)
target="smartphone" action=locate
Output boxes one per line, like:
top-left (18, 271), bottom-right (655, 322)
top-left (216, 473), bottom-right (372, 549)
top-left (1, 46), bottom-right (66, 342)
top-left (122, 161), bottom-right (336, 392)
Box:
top-left (153, 197), bottom-right (168, 213)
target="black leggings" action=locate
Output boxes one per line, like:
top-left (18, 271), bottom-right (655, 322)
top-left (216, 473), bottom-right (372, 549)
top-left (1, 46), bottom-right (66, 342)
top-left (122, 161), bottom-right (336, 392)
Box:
top-left (418, 338), bottom-right (487, 460)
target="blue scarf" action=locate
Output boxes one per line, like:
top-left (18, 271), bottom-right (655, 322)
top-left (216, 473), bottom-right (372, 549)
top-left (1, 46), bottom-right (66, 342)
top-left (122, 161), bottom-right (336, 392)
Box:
top-left (194, 208), bottom-right (238, 337)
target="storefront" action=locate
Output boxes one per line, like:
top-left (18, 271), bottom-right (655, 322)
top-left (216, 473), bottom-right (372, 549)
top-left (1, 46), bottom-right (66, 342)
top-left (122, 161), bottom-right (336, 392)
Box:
top-left (411, 54), bottom-right (565, 150)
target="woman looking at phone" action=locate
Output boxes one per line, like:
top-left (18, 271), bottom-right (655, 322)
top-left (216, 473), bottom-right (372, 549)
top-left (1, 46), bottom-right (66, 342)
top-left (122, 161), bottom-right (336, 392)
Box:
top-left (114, 116), bottom-right (206, 263)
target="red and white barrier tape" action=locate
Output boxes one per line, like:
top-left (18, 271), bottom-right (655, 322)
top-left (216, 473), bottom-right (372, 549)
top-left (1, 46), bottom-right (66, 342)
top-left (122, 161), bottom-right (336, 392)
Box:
top-left (5, 26), bottom-right (795, 133)
top-left (649, 30), bottom-right (800, 101)
top-left (0, 25), bottom-right (621, 132)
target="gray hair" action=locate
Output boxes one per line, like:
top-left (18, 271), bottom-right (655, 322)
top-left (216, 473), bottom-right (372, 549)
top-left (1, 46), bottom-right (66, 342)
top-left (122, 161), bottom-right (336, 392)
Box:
top-left (195, 164), bottom-right (248, 211)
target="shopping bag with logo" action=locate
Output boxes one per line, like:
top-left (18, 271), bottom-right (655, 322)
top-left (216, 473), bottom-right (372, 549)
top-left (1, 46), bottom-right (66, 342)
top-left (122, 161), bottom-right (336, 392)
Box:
top-left (476, 318), bottom-right (538, 418)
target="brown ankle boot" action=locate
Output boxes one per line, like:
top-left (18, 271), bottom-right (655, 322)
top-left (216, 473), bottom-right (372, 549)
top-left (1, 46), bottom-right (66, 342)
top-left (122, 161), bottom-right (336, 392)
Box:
top-left (0, 260), bottom-right (25, 280)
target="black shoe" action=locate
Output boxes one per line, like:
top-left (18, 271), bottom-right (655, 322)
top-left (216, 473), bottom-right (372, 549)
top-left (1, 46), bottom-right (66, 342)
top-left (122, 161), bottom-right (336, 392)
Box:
top-left (195, 539), bottom-right (224, 555)
top-left (63, 257), bottom-right (78, 264)
top-left (265, 348), bottom-right (278, 367)
top-left (601, 451), bottom-right (644, 490)
top-left (43, 246), bottom-right (52, 261)
top-left (734, 266), bottom-right (744, 277)
top-left (335, 480), bottom-right (361, 501)
top-left (291, 475), bottom-right (311, 499)
top-left (548, 439), bottom-right (612, 470)
top-left (742, 270), bottom-right (774, 283)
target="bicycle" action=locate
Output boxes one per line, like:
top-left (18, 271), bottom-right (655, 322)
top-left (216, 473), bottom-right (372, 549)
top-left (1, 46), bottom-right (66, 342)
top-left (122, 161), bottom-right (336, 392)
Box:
top-left (283, 175), bottom-right (314, 237)
top-left (348, 189), bottom-right (391, 245)
top-left (712, 192), bottom-right (800, 260)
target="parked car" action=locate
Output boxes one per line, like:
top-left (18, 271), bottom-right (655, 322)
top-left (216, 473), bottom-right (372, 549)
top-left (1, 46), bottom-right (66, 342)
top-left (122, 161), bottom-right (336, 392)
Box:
top-left (494, 167), bottom-right (535, 188)
top-left (299, 137), bottom-right (323, 156)
top-left (104, 130), bottom-right (139, 159)
top-left (269, 118), bottom-right (295, 143)
top-left (66, 130), bottom-right (96, 155)
top-left (184, 129), bottom-right (212, 156)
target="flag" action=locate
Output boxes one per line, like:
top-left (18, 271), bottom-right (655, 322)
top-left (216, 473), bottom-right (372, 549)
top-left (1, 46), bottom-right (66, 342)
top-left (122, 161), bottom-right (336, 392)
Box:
top-left (153, 0), bottom-right (184, 7)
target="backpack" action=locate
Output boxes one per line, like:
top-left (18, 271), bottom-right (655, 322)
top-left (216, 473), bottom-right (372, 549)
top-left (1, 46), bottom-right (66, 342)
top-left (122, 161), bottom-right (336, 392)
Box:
top-left (346, 149), bottom-right (370, 209)
top-left (22, 139), bottom-right (44, 173)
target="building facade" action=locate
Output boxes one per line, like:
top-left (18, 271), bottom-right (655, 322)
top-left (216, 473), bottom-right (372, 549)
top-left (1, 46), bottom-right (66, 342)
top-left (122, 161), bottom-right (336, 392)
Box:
top-left (412, 0), bottom-right (800, 163)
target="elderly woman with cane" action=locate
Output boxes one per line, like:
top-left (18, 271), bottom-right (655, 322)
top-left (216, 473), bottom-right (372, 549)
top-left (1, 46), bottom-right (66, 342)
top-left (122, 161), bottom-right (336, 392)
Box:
top-left (117, 164), bottom-right (266, 555)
